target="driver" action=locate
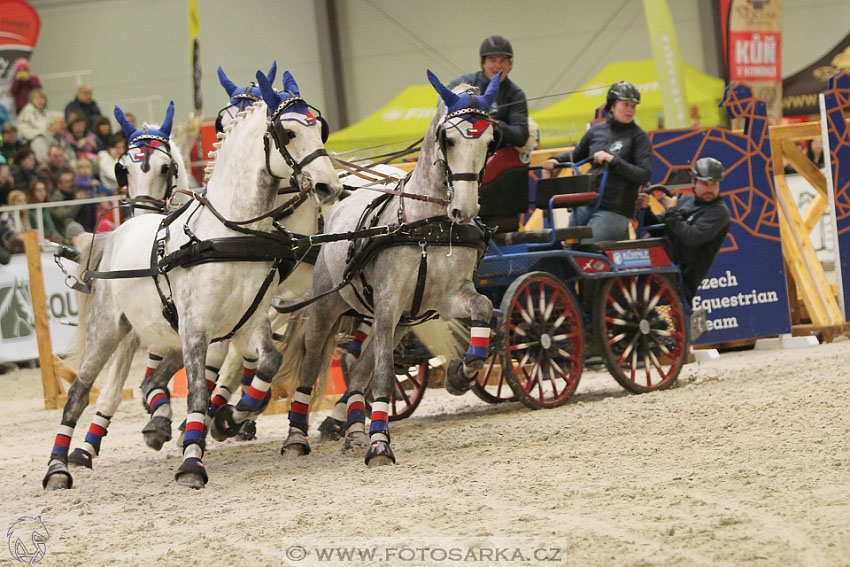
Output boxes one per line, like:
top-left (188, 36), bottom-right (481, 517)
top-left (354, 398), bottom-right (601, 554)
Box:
top-left (448, 35), bottom-right (528, 151)
top-left (542, 81), bottom-right (653, 242)
top-left (636, 157), bottom-right (731, 301)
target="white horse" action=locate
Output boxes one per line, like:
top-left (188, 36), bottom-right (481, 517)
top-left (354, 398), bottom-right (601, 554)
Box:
top-left (43, 68), bottom-right (341, 490)
top-left (215, 70), bottom-right (501, 467)
top-left (63, 65), bottom-right (285, 468)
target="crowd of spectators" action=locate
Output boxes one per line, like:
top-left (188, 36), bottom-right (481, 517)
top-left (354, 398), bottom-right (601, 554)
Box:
top-left (0, 65), bottom-right (127, 263)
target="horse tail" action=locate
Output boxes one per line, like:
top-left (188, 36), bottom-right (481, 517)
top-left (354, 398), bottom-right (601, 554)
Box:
top-left (411, 318), bottom-right (466, 369)
top-left (66, 232), bottom-right (110, 367)
top-left (273, 312), bottom-right (354, 412)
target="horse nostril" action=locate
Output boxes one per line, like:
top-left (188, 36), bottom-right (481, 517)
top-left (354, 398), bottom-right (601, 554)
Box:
top-left (315, 182), bottom-right (333, 201)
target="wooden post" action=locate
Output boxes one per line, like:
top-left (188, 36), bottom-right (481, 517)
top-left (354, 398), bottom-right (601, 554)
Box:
top-left (23, 231), bottom-right (62, 409)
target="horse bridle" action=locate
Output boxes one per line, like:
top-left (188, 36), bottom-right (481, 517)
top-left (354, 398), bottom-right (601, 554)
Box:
top-left (215, 85), bottom-right (262, 134)
top-left (436, 106), bottom-right (501, 203)
top-left (115, 133), bottom-right (179, 212)
top-left (263, 96), bottom-right (330, 193)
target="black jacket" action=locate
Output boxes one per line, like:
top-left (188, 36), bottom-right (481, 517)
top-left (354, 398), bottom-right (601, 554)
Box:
top-left (645, 194), bottom-right (731, 300)
top-left (552, 119), bottom-right (652, 218)
top-left (447, 71), bottom-right (528, 149)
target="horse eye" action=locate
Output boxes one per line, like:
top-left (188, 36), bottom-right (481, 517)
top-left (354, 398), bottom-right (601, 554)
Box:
top-left (161, 164), bottom-right (170, 174)
top-left (445, 137), bottom-right (456, 148)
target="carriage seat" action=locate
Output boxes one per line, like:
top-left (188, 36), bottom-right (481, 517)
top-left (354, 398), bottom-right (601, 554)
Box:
top-left (492, 226), bottom-right (593, 247)
top-left (478, 147), bottom-right (532, 232)
top-left (535, 174), bottom-right (598, 210)
top-left (576, 237), bottom-right (677, 264)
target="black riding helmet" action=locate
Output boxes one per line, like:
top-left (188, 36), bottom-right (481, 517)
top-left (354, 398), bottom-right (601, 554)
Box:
top-left (606, 81), bottom-right (641, 110)
top-left (480, 35), bottom-right (513, 60)
top-left (691, 157), bottom-right (725, 182)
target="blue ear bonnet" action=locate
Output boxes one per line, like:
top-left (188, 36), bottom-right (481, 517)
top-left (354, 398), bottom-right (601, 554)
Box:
top-left (114, 101), bottom-right (174, 145)
top-left (218, 62), bottom-right (277, 106)
top-left (257, 69), bottom-right (311, 120)
top-left (427, 69), bottom-right (502, 120)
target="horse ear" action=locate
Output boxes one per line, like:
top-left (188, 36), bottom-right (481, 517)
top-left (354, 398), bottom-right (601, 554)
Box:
top-left (480, 70), bottom-right (502, 109)
top-left (217, 66), bottom-right (238, 97)
top-left (266, 61), bottom-right (277, 86)
top-left (256, 70), bottom-right (280, 112)
top-left (427, 69), bottom-right (458, 109)
top-left (160, 101), bottom-right (175, 137)
top-left (114, 105), bottom-right (136, 138)
top-left (282, 70), bottom-right (301, 97)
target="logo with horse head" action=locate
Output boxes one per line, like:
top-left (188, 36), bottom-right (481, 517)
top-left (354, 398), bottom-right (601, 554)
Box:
top-left (0, 279), bottom-right (35, 341)
top-left (7, 516), bottom-right (50, 564)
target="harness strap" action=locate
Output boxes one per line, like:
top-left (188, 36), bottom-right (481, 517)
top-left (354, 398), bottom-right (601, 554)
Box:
top-left (213, 259), bottom-right (281, 343)
top-left (409, 243), bottom-right (428, 319)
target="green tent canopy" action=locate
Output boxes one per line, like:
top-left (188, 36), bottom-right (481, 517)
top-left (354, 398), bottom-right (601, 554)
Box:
top-left (531, 60), bottom-right (727, 148)
top-left (325, 84), bottom-right (437, 160)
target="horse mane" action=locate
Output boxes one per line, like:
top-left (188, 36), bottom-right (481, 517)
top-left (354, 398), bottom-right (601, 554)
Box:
top-left (204, 100), bottom-right (266, 183)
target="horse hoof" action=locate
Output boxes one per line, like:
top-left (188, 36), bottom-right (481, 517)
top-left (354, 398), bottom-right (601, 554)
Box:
top-left (342, 430), bottom-right (368, 456)
top-left (68, 448), bottom-right (93, 469)
top-left (280, 430), bottom-right (311, 458)
top-left (43, 461), bottom-right (73, 491)
top-left (365, 439), bottom-right (396, 467)
top-left (175, 472), bottom-right (206, 489)
top-left (142, 416), bottom-right (172, 451)
top-left (445, 359), bottom-right (474, 396)
top-left (367, 455), bottom-right (395, 468)
top-left (236, 420), bottom-right (257, 441)
top-left (317, 416), bottom-right (344, 442)
top-left (175, 457), bottom-right (208, 489)
top-left (211, 404), bottom-right (240, 441)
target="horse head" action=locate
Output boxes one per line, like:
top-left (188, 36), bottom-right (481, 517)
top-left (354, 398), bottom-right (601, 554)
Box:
top-left (256, 69), bottom-right (341, 205)
top-left (427, 69), bottom-right (501, 223)
top-left (114, 102), bottom-right (181, 210)
top-left (216, 62), bottom-right (277, 133)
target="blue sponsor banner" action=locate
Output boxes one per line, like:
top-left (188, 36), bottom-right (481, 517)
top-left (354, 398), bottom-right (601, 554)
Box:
top-left (649, 82), bottom-right (791, 345)
top-left (821, 72), bottom-right (850, 318)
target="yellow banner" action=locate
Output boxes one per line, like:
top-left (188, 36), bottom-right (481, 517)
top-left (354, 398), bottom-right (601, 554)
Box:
top-left (643, 0), bottom-right (689, 128)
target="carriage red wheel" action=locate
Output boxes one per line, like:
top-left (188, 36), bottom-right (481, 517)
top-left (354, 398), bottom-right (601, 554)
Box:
top-left (593, 273), bottom-right (687, 393)
top-left (365, 348), bottom-right (430, 421)
top-left (500, 272), bottom-right (584, 409)
top-left (471, 334), bottom-right (516, 404)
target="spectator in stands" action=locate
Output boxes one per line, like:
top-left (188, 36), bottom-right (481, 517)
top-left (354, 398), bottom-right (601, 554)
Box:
top-left (1, 122), bottom-right (26, 164)
top-left (10, 58), bottom-right (42, 115)
top-left (97, 133), bottom-right (126, 195)
top-left (25, 179), bottom-right (63, 243)
top-left (2, 189), bottom-right (29, 232)
top-left (37, 145), bottom-right (71, 191)
top-left (16, 89), bottom-right (49, 142)
top-left (31, 113), bottom-right (76, 165)
top-left (12, 147), bottom-right (38, 194)
top-left (65, 112), bottom-right (99, 164)
top-left (92, 116), bottom-right (112, 153)
top-left (73, 158), bottom-right (99, 231)
top-left (0, 103), bottom-right (10, 131)
top-left (0, 153), bottom-right (14, 204)
top-left (448, 35), bottom-right (528, 151)
top-left (807, 137), bottom-right (825, 169)
top-left (636, 157), bottom-right (730, 301)
top-left (64, 84), bottom-right (102, 129)
top-left (47, 167), bottom-right (85, 245)
top-left (542, 81), bottom-right (653, 242)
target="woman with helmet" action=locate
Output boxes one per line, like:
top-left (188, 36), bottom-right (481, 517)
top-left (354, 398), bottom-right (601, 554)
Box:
top-left (448, 35), bottom-right (528, 149)
top-left (636, 156), bottom-right (731, 301)
top-left (543, 81), bottom-right (653, 242)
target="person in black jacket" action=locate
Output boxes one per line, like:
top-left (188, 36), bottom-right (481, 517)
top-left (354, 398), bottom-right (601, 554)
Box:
top-left (542, 81), bottom-right (652, 242)
top-left (448, 35), bottom-right (528, 150)
top-left (636, 157), bottom-right (731, 301)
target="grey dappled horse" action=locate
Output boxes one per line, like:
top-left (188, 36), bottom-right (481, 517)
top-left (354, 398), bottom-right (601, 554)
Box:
top-left (214, 70), bottom-right (502, 467)
top-left (43, 68), bottom-right (341, 490)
